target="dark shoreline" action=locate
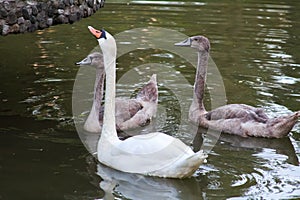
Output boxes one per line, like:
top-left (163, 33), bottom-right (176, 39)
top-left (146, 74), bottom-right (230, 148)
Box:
top-left (0, 0), bottom-right (105, 35)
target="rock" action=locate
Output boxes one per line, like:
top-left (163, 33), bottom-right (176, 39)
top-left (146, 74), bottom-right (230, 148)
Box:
top-left (46, 5), bottom-right (55, 17)
top-left (36, 2), bottom-right (47, 12)
top-left (6, 9), bottom-right (17, 25)
top-left (0, 19), bottom-right (5, 25)
top-left (3, 1), bottom-right (12, 11)
top-left (28, 21), bottom-right (37, 32)
top-left (37, 11), bottom-right (47, 28)
top-left (63, 0), bottom-right (70, 7)
top-left (93, 4), bottom-right (98, 12)
top-left (68, 13), bottom-right (77, 23)
top-left (58, 0), bottom-right (65, 9)
top-left (87, 0), bottom-right (93, 7)
top-left (79, 5), bottom-right (85, 17)
top-left (69, 5), bottom-right (76, 13)
top-left (36, 10), bottom-right (45, 21)
top-left (57, 9), bottom-right (64, 15)
top-left (22, 6), bottom-right (32, 20)
top-left (46, 17), bottom-right (53, 26)
top-left (9, 23), bottom-right (19, 33)
top-left (19, 23), bottom-right (26, 33)
top-left (17, 16), bottom-right (24, 24)
top-left (50, 0), bottom-right (59, 10)
top-left (0, 6), bottom-right (8, 18)
top-left (87, 7), bottom-right (93, 16)
top-left (26, 0), bottom-right (37, 6)
top-left (29, 15), bottom-right (35, 24)
top-left (38, 19), bottom-right (47, 29)
top-left (24, 19), bottom-right (31, 28)
top-left (28, 24), bottom-right (35, 32)
top-left (31, 5), bottom-right (38, 16)
top-left (1, 23), bottom-right (9, 35)
top-left (0, 0), bottom-right (104, 35)
top-left (54, 14), bottom-right (68, 24)
top-left (64, 7), bottom-right (70, 15)
top-left (99, 0), bottom-right (105, 7)
top-left (0, 24), bottom-right (3, 34)
top-left (16, 1), bottom-right (26, 9)
top-left (15, 7), bottom-right (22, 17)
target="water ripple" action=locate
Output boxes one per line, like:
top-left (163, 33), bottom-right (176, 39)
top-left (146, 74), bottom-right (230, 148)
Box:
top-left (231, 174), bottom-right (254, 188)
top-left (245, 150), bottom-right (300, 198)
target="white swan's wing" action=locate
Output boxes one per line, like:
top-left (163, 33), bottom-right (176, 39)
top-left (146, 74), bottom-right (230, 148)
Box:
top-left (98, 132), bottom-right (196, 174)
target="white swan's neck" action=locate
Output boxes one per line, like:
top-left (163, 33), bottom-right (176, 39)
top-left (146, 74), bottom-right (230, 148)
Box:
top-left (193, 51), bottom-right (209, 112)
top-left (98, 33), bottom-right (119, 143)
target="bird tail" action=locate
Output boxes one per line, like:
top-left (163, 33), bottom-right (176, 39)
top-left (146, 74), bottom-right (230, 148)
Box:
top-left (267, 111), bottom-right (300, 138)
top-left (179, 150), bottom-right (208, 178)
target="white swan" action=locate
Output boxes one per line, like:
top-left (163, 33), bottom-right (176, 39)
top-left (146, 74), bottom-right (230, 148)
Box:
top-left (76, 52), bottom-right (158, 133)
top-left (88, 26), bottom-right (207, 178)
top-left (175, 35), bottom-right (299, 138)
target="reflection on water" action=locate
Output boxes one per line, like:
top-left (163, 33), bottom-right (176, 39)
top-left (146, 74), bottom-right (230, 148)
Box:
top-left (97, 162), bottom-right (206, 200)
top-left (248, 151), bottom-right (300, 199)
top-left (0, 0), bottom-right (300, 199)
top-left (193, 128), bottom-right (300, 198)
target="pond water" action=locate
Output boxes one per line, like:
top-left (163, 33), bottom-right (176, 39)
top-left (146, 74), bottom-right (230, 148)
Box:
top-left (1, 0), bottom-right (300, 199)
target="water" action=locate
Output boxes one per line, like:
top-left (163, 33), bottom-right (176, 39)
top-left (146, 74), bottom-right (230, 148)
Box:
top-left (1, 0), bottom-right (300, 199)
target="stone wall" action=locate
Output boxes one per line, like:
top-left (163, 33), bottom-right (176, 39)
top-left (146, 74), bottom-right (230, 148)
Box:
top-left (0, 0), bottom-right (105, 35)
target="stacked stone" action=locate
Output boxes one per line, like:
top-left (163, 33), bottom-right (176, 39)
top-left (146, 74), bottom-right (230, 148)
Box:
top-left (0, 0), bottom-right (105, 35)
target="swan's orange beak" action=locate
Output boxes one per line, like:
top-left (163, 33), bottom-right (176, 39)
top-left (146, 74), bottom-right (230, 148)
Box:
top-left (88, 26), bottom-right (102, 39)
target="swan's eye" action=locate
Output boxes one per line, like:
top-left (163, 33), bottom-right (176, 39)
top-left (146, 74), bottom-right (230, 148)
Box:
top-left (194, 38), bottom-right (198, 41)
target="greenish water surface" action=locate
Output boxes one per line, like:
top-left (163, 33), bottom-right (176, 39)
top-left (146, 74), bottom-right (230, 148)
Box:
top-left (0, 0), bottom-right (300, 199)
